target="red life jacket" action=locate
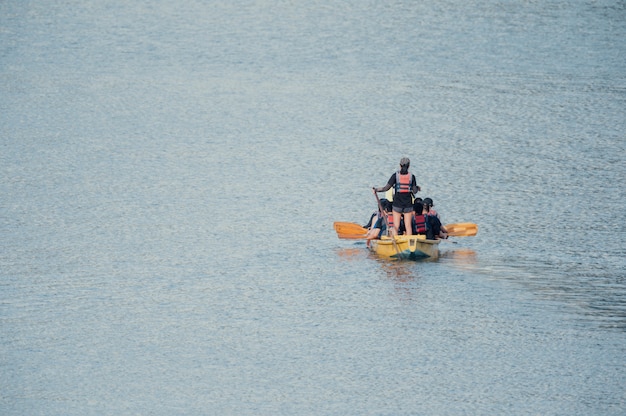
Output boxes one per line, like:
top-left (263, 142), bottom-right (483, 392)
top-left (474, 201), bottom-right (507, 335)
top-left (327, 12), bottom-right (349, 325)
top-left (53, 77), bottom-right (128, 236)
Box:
top-left (413, 214), bottom-right (426, 234)
top-left (395, 171), bottom-right (413, 193)
top-left (386, 212), bottom-right (394, 228)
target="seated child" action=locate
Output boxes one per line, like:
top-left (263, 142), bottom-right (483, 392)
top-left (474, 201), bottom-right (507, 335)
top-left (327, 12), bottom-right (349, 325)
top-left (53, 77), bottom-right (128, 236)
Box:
top-left (423, 198), bottom-right (448, 239)
top-left (412, 201), bottom-right (426, 235)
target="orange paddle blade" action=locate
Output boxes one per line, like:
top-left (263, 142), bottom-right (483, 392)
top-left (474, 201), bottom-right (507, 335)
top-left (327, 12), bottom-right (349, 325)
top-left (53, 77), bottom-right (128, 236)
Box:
top-left (333, 222), bottom-right (368, 235)
top-left (444, 222), bottom-right (478, 237)
top-left (337, 233), bottom-right (368, 239)
top-left (334, 222), bottom-right (369, 240)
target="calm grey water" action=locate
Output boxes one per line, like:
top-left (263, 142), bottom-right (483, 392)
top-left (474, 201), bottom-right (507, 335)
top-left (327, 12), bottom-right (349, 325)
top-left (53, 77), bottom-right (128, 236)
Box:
top-left (1, 0), bottom-right (625, 414)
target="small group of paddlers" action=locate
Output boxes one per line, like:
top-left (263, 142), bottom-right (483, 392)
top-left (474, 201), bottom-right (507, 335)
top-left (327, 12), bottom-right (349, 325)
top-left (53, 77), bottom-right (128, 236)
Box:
top-left (365, 157), bottom-right (447, 246)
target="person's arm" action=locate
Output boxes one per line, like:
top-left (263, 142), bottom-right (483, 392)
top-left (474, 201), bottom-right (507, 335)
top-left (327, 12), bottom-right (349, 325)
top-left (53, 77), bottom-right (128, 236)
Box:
top-left (373, 184), bottom-right (391, 193)
top-left (363, 212), bottom-right (376, 229)
top-left (438, 213), bottom-right (447, 233)
top-left (374, 174), bottom-right (395, 192)
top-left (411, 174), bottom-right (421, 193)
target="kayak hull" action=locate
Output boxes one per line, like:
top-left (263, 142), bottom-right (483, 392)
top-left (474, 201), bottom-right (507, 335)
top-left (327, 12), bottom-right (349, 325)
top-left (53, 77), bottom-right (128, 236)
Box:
top-left (369, 235), bottom-right (441, 260)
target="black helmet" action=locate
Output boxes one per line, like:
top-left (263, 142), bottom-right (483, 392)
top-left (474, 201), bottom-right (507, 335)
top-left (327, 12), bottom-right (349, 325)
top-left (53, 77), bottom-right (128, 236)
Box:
top-left (423, 197), bottom-right (433, 207)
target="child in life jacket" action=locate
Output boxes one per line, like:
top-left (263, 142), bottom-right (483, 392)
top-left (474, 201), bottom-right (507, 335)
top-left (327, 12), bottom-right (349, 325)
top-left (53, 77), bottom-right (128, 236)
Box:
top-left (366, 200), bottom-right (394, 247)
top-left (423, 198), bottom-right (448, 240)
top-left (382, 199), bottom-right (395, 237)
top-left (363, 198), bottom-right (389, 229)
top-left (412, 200), bottom-right (427, 235)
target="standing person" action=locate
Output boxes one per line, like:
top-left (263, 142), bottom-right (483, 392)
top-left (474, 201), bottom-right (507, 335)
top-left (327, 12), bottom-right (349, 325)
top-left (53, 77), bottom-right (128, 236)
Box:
top-left (373, 157), bottom-right (420, 236)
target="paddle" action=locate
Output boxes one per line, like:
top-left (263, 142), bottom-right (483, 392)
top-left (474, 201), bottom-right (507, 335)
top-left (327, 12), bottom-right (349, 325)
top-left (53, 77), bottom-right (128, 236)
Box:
top-left (334, 221), bottom-right (478, 239)
top-left (373, 188), bottom-right (402, 257)
top-left (333, 222), bottom-right (367, 235)
top-left (444, 222), bottom-right (478, 237)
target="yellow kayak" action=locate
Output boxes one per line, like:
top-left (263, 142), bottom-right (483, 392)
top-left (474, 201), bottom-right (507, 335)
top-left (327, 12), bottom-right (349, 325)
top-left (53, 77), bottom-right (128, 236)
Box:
top-left (369, 235), bottom-right (441, 260)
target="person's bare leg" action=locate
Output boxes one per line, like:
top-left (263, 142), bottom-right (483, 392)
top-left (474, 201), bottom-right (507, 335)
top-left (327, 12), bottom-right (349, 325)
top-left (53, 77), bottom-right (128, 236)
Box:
top-left (404, 212), bottom-right (414, 235)
top-left (392, 211), bottom-right (401, 235)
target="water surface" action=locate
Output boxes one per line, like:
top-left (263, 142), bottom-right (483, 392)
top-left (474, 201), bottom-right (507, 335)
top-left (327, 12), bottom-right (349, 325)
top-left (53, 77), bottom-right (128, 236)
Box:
top-left (1, 0), bottom-right (625, 414)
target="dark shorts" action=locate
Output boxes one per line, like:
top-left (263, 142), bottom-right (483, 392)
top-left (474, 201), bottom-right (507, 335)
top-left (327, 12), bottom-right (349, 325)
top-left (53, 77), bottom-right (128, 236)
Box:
top-left (393, 206), bottom-right (414, 213)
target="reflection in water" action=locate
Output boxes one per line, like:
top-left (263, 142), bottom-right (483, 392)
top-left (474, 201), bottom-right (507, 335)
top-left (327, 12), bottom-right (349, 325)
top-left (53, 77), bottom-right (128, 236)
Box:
top-left (373, 256), bottom-right (415, 281)
top-left (371, 254), bottom-right (423, 303)
top-left (337, 246), bottom-right (479, 279)
top-left (335, 246), bottom-right (423, 302)
top-left (335, 247), bottom-right (368, 261)
top-left (441, 248), bottom-right (478, 269)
